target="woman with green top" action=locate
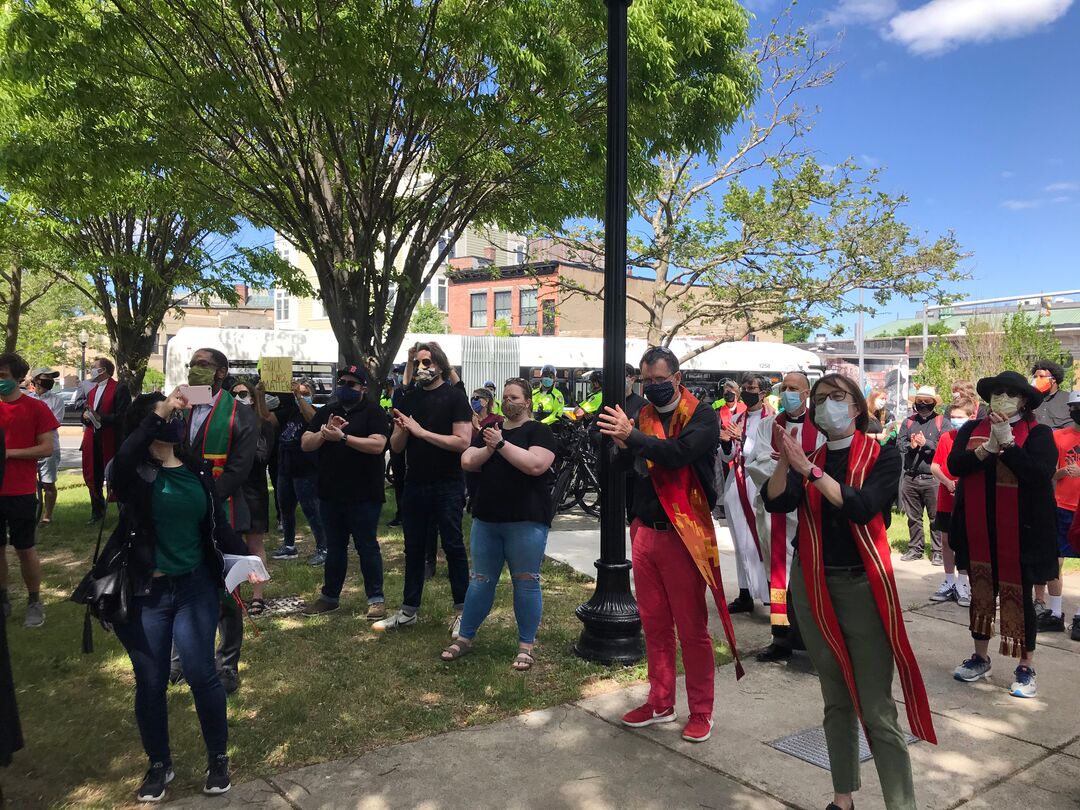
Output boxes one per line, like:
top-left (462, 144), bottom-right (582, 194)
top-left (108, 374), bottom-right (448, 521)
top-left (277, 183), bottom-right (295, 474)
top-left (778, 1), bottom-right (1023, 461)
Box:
top-left (103, 391), bottom-right (254, 803)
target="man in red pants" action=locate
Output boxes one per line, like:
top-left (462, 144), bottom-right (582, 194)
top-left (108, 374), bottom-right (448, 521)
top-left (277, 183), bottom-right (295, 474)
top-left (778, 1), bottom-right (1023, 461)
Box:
top-left (598, 346), bottom-right (743, 744)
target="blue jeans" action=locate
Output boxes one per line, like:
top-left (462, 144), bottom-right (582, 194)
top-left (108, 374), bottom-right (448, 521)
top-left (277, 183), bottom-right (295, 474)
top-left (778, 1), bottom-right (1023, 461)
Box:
top-left (401, 479), bottom-right (469, 611)
top-left (320, 499), bottom-right (384, 604)
top-left (278, 469), bottom-right (326, 551)
top-left (458, 519), bottom-right (548, 644)
top-left (114, 565), bottom-right (227, 764)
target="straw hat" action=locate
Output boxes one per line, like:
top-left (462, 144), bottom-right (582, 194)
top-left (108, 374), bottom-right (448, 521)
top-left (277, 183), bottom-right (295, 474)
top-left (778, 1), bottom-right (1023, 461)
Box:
top-left (909, 385), bottom-right (942, 405)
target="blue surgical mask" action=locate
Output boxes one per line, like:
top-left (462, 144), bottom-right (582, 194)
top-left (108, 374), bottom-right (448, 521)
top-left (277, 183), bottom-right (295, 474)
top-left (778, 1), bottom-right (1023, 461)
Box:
top-left (780, 391), bottom-right (804, 413)
top-left (470, 398), bottom-right (484, 413)
top-left (950, 417), bottom-right (968, 430)
top-left (302, 396), bottom-right (314, 405)
top-left (335, 385), bottom-right (361, 404)
top-left (541, 376), bottom-right (554, 389)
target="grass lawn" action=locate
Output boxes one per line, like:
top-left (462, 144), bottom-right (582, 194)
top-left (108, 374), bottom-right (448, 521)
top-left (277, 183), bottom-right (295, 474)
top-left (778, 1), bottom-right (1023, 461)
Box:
top-left (3, 473), bottom-right (655, 809)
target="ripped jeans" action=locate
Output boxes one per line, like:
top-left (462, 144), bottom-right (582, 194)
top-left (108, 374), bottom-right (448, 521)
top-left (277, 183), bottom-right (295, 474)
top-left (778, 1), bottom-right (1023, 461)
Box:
top-left (457, 519), bottom-right (548, 644)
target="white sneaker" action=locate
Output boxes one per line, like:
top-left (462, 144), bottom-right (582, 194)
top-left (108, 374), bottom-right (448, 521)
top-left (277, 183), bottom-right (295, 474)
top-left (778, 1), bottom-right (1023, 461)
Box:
top-left (24, 601), bottom-right (45, 628)
top-left (929, 581), bottom-right (957, 603)
top-left (449, 614), bottom-right (462, 638)
top-left (956, 581), bottom-right (972, 607)
top-left (1010, 666), bottom-right (1037, 698)
top-left (372, 610), bottom-right (417, 633)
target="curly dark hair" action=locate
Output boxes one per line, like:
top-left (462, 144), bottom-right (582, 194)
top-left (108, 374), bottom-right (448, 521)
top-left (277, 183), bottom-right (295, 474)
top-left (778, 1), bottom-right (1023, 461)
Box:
top-left (1031, 360), bottom-right (1065, 385)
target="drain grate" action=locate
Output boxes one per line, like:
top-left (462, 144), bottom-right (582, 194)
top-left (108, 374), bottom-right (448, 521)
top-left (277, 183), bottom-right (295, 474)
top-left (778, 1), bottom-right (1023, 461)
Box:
top-left (767, 727), bottom-right (918, 770)
top-left (258, 596), bottom-right (307, 616)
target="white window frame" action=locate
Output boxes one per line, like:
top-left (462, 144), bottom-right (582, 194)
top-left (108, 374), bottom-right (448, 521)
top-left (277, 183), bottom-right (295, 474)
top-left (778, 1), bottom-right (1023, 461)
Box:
top-left (275, 289), bottom-right (294, 325)
top-left (470, 291), bottom-right (488, 328)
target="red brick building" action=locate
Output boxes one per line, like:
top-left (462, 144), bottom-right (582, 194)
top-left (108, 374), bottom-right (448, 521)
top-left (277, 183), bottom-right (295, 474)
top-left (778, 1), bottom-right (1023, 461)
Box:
top-left (447, 261), bottom-right (562, 336)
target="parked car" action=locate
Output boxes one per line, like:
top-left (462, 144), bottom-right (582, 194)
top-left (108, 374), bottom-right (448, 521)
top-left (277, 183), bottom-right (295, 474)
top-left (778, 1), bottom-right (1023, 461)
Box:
top-left (61, 388), bottom-right (84, 425)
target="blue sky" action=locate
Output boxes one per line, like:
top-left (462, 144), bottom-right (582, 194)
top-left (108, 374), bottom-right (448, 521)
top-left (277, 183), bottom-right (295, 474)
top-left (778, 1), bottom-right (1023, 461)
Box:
top-left (743, 0), bottom-right (1079, 334)
top-left (238, 0), bottom-right (1078, 338)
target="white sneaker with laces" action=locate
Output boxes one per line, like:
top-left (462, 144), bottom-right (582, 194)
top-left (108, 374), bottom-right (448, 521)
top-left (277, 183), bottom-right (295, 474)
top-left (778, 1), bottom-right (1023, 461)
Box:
top-left (956, 581), bottom-right (972, 607)
top-left (372, 610), bottom-right (418, 633)
top-left (929, 581), bottom-right (957, 603)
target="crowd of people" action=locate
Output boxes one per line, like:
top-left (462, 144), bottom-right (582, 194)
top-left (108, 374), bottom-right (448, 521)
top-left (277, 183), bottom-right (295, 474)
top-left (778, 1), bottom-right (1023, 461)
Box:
top-left (0, 341), bottom-right (1078, 809)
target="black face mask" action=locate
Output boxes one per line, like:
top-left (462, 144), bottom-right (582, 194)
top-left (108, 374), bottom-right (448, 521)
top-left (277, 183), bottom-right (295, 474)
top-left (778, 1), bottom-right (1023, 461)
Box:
top-left (915, 402), bottom-right (935, 415)
top-left (740, 391), bottom-right (760, 407)
top-left (1071, 410), bottom-right (1080, 426)
top-left (36, 378), bottom-right (55, 391)
top-left (644, 380), bottom-right (676, 407)
top-left (154, 417), bottom-right (186, 445)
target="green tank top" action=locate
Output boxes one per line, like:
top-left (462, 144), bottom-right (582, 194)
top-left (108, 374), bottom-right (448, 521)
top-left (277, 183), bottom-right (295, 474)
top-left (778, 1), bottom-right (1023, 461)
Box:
top-left (152, 465), bottom-right (207, 576)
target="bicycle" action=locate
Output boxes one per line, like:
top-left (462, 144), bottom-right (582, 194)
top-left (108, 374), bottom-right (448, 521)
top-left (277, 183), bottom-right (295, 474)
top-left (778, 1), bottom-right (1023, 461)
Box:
top-left (550, 420), bottom-right (600, 518)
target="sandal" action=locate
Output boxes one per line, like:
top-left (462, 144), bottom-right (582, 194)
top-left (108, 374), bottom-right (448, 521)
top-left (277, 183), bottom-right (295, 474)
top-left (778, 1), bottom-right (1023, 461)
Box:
top-left (248, 598), bottom-right (267, 616)
top-left (440, 639), bottom-right (473, 662)
top-left (512, 649), bottom-right (535, 672)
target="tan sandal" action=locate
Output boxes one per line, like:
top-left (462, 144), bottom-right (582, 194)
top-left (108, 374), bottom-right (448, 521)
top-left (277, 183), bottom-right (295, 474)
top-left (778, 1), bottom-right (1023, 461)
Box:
top-left (440, 638), bottom-right (473, 662)
top-left (512, 649), bottom-right (535, 671)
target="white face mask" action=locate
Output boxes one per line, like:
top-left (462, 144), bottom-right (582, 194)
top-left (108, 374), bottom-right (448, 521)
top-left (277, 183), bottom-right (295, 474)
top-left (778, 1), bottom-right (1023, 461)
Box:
top-left (814, 398), bottom-right (855, 435)
top-left (990, 393), bottom-right (1020, 418)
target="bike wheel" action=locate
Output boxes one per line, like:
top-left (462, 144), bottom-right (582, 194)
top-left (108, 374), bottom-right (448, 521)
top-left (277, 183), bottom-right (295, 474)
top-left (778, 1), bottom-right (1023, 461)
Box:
top-left (574, 464), bottom-right (601, 518)
top-left (552, 467), bottom-right (575, 514)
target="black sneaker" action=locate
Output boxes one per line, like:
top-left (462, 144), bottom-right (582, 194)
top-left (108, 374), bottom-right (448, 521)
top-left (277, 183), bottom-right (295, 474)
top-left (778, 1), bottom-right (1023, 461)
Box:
top-left (1036, 611), bottom-right (1066, 633)
top-left (136, 761), bottom-right (174, 802)
top-left (1070, 617), bottom-right (1080, 641)
top-left (271, 545), bottom-right (299, 560)
top-left (203, 754), bottom-right (232, 795)
top-left (755, 643), bottom-right (793, 662)
top-left (302, 598), bottom-right (340, 617)
top-left (387, 516), bottom-right (403, 528)
top-left (900, 549), bottom-right (924, 562)
top-left (218, 668), bottom-right (240, 695)
top-left (424, 559), bottom-right (437, 581)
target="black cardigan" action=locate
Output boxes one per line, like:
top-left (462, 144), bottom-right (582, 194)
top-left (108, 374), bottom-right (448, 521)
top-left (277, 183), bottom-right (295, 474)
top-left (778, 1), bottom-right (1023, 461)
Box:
top-left (99, 413), bottom-right (249, 595)
top-left (947, 416), bottom-right (1059, 584)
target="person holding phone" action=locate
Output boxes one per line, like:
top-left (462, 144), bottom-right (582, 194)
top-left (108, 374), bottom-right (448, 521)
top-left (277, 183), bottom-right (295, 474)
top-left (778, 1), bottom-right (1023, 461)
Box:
top-left (107, 390), bottom-right (261, 803)
top-left (301, 366), bottom-right (390, 619)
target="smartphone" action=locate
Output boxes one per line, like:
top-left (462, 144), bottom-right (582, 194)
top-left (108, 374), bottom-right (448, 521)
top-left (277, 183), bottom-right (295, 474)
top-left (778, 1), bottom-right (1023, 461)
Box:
top-left (179, 384), bottom-right (214, 406)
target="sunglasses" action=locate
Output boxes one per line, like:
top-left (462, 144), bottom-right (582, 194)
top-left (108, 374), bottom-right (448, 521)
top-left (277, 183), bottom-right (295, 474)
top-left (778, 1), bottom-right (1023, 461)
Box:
top-left (233, 390), bottom-right (251, 400)
top-left (990, 388), bottom-right (1021, 398)
top-left (412, 358), bottom-right (434, 369)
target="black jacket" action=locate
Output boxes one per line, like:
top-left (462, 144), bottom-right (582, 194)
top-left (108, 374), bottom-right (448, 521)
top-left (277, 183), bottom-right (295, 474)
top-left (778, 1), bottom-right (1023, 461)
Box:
top-left (100, 413), bottom-right (248, 596)
top-left (182, 393), bottom-right (258, 533)
top-left (947, 416), bottom-right (1059, 583)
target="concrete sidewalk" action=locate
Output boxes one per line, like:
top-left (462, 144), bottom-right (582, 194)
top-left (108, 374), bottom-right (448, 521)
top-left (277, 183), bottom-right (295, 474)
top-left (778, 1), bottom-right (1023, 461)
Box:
top-left (167, 517), bottom-right (1080, 809)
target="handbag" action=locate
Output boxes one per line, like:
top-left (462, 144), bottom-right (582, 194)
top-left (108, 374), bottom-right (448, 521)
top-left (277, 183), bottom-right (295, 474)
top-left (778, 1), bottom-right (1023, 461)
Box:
top-left (70, 503), bottom-right (131, 652)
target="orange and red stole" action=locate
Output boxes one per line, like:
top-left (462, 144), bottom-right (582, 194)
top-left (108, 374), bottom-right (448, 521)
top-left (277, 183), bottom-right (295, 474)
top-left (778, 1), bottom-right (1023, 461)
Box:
top-left (798, 431), bottom-right (937, 744)
top-left (767, 413), bottom-right (820, 628)
top-left (637, 387), bottom-right (744, 679)
top-left (964, 416), bottom-right (1033, 657)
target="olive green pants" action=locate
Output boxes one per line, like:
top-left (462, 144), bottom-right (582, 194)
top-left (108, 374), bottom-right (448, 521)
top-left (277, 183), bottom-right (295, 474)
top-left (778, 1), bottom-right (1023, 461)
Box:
top-left (790, 557), bottom-right (916, 810)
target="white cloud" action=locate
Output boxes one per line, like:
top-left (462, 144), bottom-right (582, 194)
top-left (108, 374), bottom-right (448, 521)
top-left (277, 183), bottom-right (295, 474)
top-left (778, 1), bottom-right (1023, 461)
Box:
top-left (1002, 199), bottom-right (1042, 210)
top-left (823, 0), bottom-right (898, 26)
top-left (860, 153), bottom-right (881, 167)
top-left (1045, 181), bottom-right (1079, 192)
top-left (888, 0), bottom-right (1074, 55)
top-left (1053, 196), bottom-right (1072, 203)
top-left (1000, 170), bottom-right (1016, 179)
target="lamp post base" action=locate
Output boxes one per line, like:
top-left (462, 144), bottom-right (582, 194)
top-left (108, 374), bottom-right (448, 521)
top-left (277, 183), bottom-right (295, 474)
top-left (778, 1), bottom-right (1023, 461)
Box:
top-left (574, 559), bottom-right (643, 665)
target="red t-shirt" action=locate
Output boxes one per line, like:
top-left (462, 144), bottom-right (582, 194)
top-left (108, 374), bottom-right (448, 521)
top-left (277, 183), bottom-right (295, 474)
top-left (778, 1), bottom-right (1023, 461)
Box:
top-left (1054, 426), bottom-right (1080, 512)
top-left (932, 430), bottom-right (958, 513)
top-left (0, 394), bottom-right (61, 497)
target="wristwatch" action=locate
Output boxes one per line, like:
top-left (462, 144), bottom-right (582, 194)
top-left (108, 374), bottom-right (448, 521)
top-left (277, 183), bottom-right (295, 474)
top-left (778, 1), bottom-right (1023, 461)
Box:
top-left (806, 465), bottom-right (824, 482)
top-left (495, 440), bottom-right (506, 451)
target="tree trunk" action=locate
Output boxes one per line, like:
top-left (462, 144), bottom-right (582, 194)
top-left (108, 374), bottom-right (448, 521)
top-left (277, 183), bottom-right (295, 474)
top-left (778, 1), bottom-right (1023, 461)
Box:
top-left (112, 327), bottom-right (158, 396)
top-left (4, 263), bottom-right (21, 353)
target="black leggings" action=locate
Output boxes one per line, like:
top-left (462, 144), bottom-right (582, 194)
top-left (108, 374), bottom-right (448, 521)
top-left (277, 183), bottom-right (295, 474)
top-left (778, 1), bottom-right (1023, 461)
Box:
top-left (970, 578), bottom-right (1037, 653)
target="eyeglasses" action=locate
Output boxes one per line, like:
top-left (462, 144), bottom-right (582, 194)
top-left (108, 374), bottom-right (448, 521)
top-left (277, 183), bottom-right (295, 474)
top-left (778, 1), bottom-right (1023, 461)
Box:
top-left (990, 388), bottom-right (1020, 398)
top-left (412, 358), bottom-right (433, 369)
top-left (233, 390), bottom-right (250, 400)
top-left (187, 360), bottom-right (218, 370)
top-left (811, 390), bottom-right (852, 405)
top-left (640, 373), bottom-right (676, 386)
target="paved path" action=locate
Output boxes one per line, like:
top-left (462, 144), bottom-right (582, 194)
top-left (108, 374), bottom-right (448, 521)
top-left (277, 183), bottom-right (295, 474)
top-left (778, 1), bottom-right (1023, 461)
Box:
top-left (166, 516), bottom-right (1080, 809)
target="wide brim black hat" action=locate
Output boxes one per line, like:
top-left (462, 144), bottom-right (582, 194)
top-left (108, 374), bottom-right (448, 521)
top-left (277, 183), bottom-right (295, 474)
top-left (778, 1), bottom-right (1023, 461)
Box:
top-left (976, 370), bottom-right (1044, 408)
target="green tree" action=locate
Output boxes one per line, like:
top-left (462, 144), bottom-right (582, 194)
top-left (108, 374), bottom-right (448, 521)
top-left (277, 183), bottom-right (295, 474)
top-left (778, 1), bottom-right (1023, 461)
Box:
top-left (11, 0), bottom-right (759, 379)
top-left (783, 324), bottom-right (812, 344)
top-left (541, 8), bottom-right (968, 361)
top-left (916, 310), bottom-right (1072, 396)
top-left (878, 321), bottom-right (950, 338)
top-left (408, 302), bottom-right (448, 335)
top-left (0, 7), bottom-right (301, 393)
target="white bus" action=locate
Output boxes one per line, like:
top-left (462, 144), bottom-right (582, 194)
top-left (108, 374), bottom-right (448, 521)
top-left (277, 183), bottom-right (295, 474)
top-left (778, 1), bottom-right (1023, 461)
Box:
top-left (165, 327), bottom-right (823, 404)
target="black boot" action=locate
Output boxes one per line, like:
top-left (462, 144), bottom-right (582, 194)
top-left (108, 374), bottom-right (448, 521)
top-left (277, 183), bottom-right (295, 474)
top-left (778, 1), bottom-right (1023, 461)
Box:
top-left (727, 589), bottom-right (753, 613)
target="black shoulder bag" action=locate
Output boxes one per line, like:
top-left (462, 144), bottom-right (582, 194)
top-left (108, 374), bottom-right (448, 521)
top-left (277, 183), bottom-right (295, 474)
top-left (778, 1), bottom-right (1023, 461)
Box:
top-left (70, 504), bottom-right (131, 653)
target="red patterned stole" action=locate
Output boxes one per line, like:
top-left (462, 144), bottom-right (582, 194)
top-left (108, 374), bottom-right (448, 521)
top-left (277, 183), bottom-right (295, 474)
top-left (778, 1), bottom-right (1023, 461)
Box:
top-left (767, 412), bottom-right (820, 628)
top-left (964, 416), bottom-right (1033, 657)
top-left (732, 405), bottom-right (774, 561)
top-left (798, 431), bottom-right (937, 744)
top-left (81, 378), bottom-right (118, 493)
top-left (638, 387), bottom-right (745, 679)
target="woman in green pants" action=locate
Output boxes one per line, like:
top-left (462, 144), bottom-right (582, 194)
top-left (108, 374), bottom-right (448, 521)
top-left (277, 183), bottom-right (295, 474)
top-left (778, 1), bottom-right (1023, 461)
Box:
top-left (764, 373), bottom-right (936, 810)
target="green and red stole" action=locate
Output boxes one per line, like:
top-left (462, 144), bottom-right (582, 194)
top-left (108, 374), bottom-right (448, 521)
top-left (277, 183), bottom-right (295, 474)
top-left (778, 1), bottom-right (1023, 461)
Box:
top-left (964, 416), bottom-right (1033, 657)
top-left (732, 404), bottom-right (774, 563)
top-left (638, 387), bottom-right (745, 679)
top-left (767, 412), bottom-right (820, 628)
top-left (798, 431), bottom-right (937, 744)
top-left (200, 390), bottom-right (239, 526)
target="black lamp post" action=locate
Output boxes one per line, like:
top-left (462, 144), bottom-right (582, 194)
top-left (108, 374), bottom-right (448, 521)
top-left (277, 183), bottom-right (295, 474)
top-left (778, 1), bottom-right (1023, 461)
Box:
top-left (78, 328), bottom-right (89, 381)
top-left (574, 0), bottom-right (643, 665)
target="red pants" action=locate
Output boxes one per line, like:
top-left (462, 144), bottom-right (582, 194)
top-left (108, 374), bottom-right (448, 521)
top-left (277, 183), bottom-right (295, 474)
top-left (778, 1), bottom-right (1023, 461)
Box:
top-left (631, 520), bottom-right (715, 714)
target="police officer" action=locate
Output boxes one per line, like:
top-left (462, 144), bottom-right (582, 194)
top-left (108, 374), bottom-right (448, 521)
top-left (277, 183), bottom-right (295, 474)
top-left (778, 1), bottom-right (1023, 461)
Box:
top-left (531, 364), bottom-right (565, 425)
top-left (484, 381), bottom-right (502, 416)
top-left (575, 371), bottom-right (604, 421)
top-left (380, 376), bottom-right (395, 413)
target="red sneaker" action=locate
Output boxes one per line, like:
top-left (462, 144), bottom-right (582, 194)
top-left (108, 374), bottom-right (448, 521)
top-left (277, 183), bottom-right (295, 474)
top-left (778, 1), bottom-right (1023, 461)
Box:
top-left (621, 703), bottom-right (676, 728)
top-left (682, 713), bottom-right (713, 742)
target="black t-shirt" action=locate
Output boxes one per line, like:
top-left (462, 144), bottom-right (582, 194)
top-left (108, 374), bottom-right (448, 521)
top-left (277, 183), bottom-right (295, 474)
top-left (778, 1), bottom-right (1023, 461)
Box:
top-left (470, 421), bottom-right (557, 525)
top-left (398, 382), bottom-right (473, 483)
top-left (278, 412), bottom-right (317, 477)
top-left (309, 401), bottom-right (390, 503)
